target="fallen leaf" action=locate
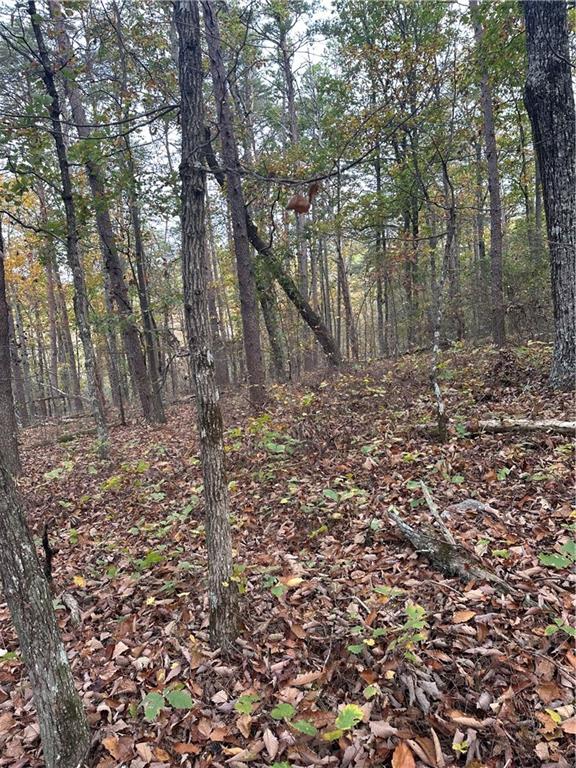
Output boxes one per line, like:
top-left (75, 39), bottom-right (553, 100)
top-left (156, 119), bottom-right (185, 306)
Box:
top-left (453, 610), bottom-right (476, 624)
top-left (561, 716), bottom-right (576, 734)
top-left (173, 743), bottom-right (201, 755)
top-left (289, 670), bottom-right (323, 686)
top-left (263, 728), bottom-right (279, 760)
top-left (369, 720), bottom-right (398, 738)
top-left (392, 741), bottom-right (416, 768)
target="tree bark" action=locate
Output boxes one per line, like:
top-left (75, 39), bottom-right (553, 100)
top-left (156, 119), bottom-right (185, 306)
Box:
top-left (0, 221), bottom-right (20, 473)
top-left (202, 0), bottom-right (266, 409)
top-left (523, 0), bottom-right (576, 390)
top-left (0, 460), bottom-right (90, 768)
top-left (28, 0), bottom-right (109, 455)
top-left (470, 0), bottom-right (506, 347)
top-left (175, 0), bottom-right (238, 652)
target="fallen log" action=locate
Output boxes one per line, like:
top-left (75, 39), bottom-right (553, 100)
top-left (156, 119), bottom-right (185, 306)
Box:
top-left (385, 506), bottom-right (511, 593)
top-left (416, 418), bottom-right (575, 437)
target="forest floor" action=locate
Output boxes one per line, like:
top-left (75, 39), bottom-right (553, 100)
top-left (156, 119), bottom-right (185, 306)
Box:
top-left (0, 344), bottom-right (574, 768)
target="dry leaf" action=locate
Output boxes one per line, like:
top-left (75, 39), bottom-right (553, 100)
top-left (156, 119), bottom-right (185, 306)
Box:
top-left (561, 716), bottom-right (576, 734)
top-left (392, 741), bottom-right (416, 768)
top-left (452, 610), bottom-right (476, 624)
top-left (236, 714), bottom-right (252, 738)
top-left (289, 670), bottom-right (323, 686)
top-left (135, 742), bottom-right (154, 762)
top-left (263, 728), bottom-right (279, 760)
top-left (174, 743), bottom-right (201, 755)
top-left (369, 720), bottom-right (398, 738)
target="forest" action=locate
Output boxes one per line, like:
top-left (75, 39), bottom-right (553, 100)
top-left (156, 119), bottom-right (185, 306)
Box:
top-left (0, 0), bottom-right (574, 767)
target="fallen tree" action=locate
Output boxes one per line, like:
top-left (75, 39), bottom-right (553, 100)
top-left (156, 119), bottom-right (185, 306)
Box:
top-left (384, 485), bottom-right (512, 593)
top-left (416, 418), bottom-right (575, 437)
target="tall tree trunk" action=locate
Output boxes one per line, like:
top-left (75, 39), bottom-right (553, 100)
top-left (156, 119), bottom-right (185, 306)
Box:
top-left (0, 222), bottom-right (20, 474)
top-left (14, 300), bottom-right (34, 420)
top-left (374, 149), bottom-right (388, 356)
top-left (28, 0), bottom-right (109, 455)
top-left (45, 256), bottom-right (60, 414)
top-left (53, 265), bottom-right (83, 413)
top-left (470, 0), bottom-right (506, 346)
top-left (125, 146), bottom-right (165, 418)
top-left (175, 0), bottom-right (238, 652)
top-left (336, 169), bottom-right (358, 361)
top-left (202, 0), bottom-right (266, 408)
top-left (49, 0), bottom-right (164, 424)
top-left (0, 461), bottom-right (90, 768)
top-left (523, 0), bottom-right (575, 390)
top-left (8, 304), bottom-right (29, 427)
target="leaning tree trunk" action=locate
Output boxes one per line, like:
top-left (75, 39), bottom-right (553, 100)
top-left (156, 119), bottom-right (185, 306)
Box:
top-left (201, 0), bottom-right (266, 409)
top-left (175, 0), bottom-right (238, 652)
top-left (203, 138), bottom-right (341, 367)
top-left (0, 460), bottom-right (90, 768)
top-left (523, 0), bottom-right (575, 390)
top-left (28, 0), bottom-right (109, 455)
top-left (470, 0), bottom-right (506, 347)
top-left (0, 221), bottom-right (20, 474)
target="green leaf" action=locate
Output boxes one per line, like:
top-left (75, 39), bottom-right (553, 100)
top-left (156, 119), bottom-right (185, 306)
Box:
top-left (165, 689), bottom-right (194, 709)
top-left (544, 624), bottom-right (559, 636)
top-left (347, 643), bottom-right (365, 655)
top-left (491, 548), bottom-right (509, 559)
top-left (335, 704), bottom-right (364, 730)
top-left (271, 583), bottom-right (288, 598)
top-left (234, 694), bottom-right (259, 715)
top-left (143, 691), bottom-right (165, 721)
top-left (270, 702), bottom-right (295, 720)
top-left (292, 719), bottom-right (317, 736)
top-left (322, 488), bottom-right (340, 502)
top-left (451, 474), bottom-right (465, 485)
top-left (271, 763), bottom-right (292, 768)
top-left (363, 684), bottom-right (380, 700)
top-left (539, 552), bottom-right (571, 569)
top-left (560, 539), bottom-right (576, 559)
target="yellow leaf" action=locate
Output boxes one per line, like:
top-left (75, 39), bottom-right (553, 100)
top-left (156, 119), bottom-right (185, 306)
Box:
top-left (284, 576), bottom-right (303, 587)
top-left (73, 575), bottom-right (86, 588)
top-left (452, 610), bottom-right (476, 624)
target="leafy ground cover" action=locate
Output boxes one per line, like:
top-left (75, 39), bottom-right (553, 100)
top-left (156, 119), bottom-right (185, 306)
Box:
top-left (0, 344), bottom-right (574, 768)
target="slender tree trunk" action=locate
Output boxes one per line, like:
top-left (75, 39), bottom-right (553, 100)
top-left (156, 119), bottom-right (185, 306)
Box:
top-left (470, 0), bottom-right (506, 346)
top-left (8, 304), bottom-right (29, 427)
top-left (0, 223), bottom-right (20, 473)
top-left (28, 0), bottom-right (108, 454)
top-left (523, 0), bottom-right (575, 390)
top-left (49, 0), bottom-right (164, 424)
top-left (202, 0), bottom-right (266, 408)
top-left (0, 461), bottom-right (90, 768)
top-left (175, 0), bottom-right (238, 652)
top-left (53, 265), bottom-right (82, 413)
top-left (125, 149), bottom-right (165, 418)
top-left (45, 257), bottom-right (60, 414)
top-left (374, 149), bottom-right (388, 356)
top-left (14, 301), bottom-right (34, 420)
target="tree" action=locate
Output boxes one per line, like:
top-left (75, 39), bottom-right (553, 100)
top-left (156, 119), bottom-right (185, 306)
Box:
top-left (0, 220), bottom-right (20, 474)
top-left (175, 0), bottom-right (238, 651)
top-left (470, 0), bottom-right (506, 347)
top-left (49, 0), bottom-right (165, 424)
top-left (0, 459), bottom-right (90, 768)
top-left (202, 0), bottom-right (267, 409)
top-left (523, 0), bottom-right (575, 390)
top-left (27, 0), bottom-right (109, 455)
